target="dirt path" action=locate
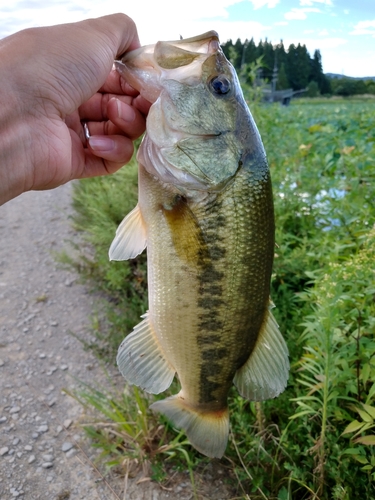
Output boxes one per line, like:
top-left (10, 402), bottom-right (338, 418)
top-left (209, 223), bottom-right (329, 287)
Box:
top-left (0, 185), bottom-right (233, 500)
top-left (0, 184), bottom-right (127, 499)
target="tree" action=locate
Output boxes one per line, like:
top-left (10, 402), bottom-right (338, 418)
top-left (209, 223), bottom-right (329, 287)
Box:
top-left (333, 78), bottom-right (357, 96)
top-left (306, 80), bottom-right (320, 97)
top-left (310, 50), bottom-right (323, 83)
top-left (277, 63), bottom-right (290, 90)
top-left (221, 39), bottom-right (233, 61)
top-left (232, 38), bottom-right (243, 70)
top-left (244, 38), bottom-right (257, 65)
top-left (354, 79), bottom-right (367, 95)
top-left (275, 41), bottom-right (287, 68)
top-left (222, 37), bottom-right (332, 95)
top-left (309, 50), bottom-right (331, 94)
top-left (320, 75), bottom-right (332, 95)
top-left (286, 43), bottom-right (311, 90)
top-left (365, 80), bottom-right (375, 95)
top-left (262, 39), bottom-right (275, 81)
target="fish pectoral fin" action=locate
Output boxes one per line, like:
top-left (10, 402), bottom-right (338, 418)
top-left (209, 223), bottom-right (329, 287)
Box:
top-left (109, 204), bottom-right (147, 261)
top-left (233, 308), bottom-right (289, 401)
top-left (150, 394), bottom-right (229, 459)
top-left (116, 312), bottom-right (175, 394)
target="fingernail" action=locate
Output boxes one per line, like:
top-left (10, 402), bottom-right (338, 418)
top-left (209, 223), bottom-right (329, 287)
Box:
top-left (88, 136), bottom-right (115, 152)
top-left (117, 99), bottom-right (136, 122)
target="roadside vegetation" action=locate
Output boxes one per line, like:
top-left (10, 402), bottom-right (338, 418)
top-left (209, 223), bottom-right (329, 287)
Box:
top-left (64, 95), bottom-right (375, 498)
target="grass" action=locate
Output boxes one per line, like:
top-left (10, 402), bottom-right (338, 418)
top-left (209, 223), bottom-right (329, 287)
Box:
top-left (63, 97), bottom-right (375, 499)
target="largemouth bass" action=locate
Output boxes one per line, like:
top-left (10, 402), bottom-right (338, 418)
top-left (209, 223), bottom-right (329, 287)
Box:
top-left (110, 31), bottom-right (289, 458)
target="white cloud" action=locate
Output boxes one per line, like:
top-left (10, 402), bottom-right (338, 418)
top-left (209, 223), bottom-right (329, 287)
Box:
top-left (350, 19), bottom-right (375, 37)
top-left (322, 47), bottom-right (375, 77)
top-left (0, 0), bottom-right (274, 46)
top-left (319, 28), bottom-right (329, 36)
top-left (299, 0), bottom-right (332, 5)
top-left (197, 20), bottom-right (271, 43)
top-left (284, 7), bottom-right (321, 20)
top-left (280, 35), bottom-right (347, 56)
top-left (0, 0), bottom-right (244, 40)
top-left (249, 0), bottom-right (280, 8)
top-left (305, 37), bottom-right (347, 50)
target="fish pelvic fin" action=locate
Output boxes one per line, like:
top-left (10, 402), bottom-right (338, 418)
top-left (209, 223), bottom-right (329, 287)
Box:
top-left (233, 306), bottom-right (289, 401)
top-left (117, 312), bottom-right (175, 394)
top-left (109, 204), bottom-right (147, 261)
top-left (150, 395), bottom-right (229, 458)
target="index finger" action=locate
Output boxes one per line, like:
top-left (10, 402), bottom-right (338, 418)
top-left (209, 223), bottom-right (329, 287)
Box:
top-left (99, 68), bottom-right (140, 96)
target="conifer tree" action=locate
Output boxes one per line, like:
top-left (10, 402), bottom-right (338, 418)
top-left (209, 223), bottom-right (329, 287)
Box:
top-left (244, 38), bottom-right (257, 65)
top-left (277, 63), bottom-right (290, 90)
top-left (221, 38), bottom-right (331, 92)
top-left (286, 43), bottom-right (310, 90)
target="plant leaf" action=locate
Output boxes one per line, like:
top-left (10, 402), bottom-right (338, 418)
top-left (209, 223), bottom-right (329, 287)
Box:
top-left (356, 408), bottom-right (374, 423)
top-left (366, 383), bottom-right (375, 404)
top-left (354, 435), bottom-right (375, 445)
top-left (289, 410), bottom-right (314, 420)
top-left (362, 404), bottom-right (375, 420)
top-left (342, 420), bottom-right (364, 435)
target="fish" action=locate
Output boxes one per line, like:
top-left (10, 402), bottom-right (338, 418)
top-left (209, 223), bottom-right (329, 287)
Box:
top-left (109, 31), bottom-right (289, 459)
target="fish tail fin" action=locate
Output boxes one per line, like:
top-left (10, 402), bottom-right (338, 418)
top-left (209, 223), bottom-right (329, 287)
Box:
top-left (150, 394), bottom-right (229, 458)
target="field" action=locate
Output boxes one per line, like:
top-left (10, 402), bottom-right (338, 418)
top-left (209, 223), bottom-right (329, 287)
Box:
top-left (66, 98), bottom-right (375, 499)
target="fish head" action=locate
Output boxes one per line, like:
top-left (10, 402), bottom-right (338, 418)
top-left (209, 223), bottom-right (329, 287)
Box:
top-left (116, 31), bottom-right (265, 191)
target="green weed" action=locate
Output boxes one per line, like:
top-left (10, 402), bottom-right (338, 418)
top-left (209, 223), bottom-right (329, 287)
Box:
top-left (66, 381), bottom-right (201, 498)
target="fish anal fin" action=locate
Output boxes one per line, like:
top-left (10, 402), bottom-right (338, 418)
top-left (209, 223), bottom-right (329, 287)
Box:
top-left (234, 308), bottom-right (289, 401)
top-left (151, 394), bottom-right (229, 458)
top-left (109, 204), bottom-right (147, 261)
top-left (116, 312), bottom-right (175, 394)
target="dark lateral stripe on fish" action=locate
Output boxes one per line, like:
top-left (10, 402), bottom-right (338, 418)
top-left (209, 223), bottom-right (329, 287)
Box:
top-left (198, 364), bottom-right (226, 405)
top-left (197, 265), bottom-right (224, 284)
top-left (197, 296), bottom-right (225, 309)
top-left (198, 284), bottom-right (223, 296)
top-left (201, 347), bottom-right (227, 360)
top-left (204, 245), bottom-right (226, 261)
top-left (196, 334), bottom-right (221, 345)
top-left (197, 314), bottom-right (224, 332)
top-left (198, 361), bottom-right (234, 407)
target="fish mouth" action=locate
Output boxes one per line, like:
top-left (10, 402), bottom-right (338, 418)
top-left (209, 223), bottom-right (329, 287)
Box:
top-left (115, 31), bottom-right (221, 103)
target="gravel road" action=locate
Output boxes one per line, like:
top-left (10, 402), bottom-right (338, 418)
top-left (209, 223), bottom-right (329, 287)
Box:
top-left (0, 184), bottom-right (233, 500)
top-left (0, 184), bottom-right (126, 499)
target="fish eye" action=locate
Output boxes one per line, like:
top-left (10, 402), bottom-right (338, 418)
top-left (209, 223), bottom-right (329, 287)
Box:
top-left (210, 75), bottom-right (231, 95)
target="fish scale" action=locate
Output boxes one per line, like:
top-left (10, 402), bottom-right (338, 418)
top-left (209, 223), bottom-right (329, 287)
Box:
top-left (110, 30), bottom-right (289, 458)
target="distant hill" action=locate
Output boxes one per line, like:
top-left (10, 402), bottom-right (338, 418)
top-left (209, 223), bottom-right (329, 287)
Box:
top-left (326, 73), bottom-right (375, 81)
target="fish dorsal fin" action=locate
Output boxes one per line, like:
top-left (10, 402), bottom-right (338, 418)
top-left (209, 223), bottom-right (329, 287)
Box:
top-left (117, 312), bottom-right (175, 394)
top-left (109, 204), bottom-right (147, 261)
top-left (233, 307), bottom-right (289, 401)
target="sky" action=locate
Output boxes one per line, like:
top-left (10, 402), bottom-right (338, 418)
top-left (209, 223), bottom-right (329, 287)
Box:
top-left (0, 0), bottom-right (374, 77)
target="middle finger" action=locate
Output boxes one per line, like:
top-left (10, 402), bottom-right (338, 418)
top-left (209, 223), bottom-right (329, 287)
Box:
top-left (85, 99), bottom-right (146, 141)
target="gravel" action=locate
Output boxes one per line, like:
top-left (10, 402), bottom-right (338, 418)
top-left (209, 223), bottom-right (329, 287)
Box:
top-left (0, 186), bottom-right (125, 499)
top-left (0, 184), bottom-right (233, 500)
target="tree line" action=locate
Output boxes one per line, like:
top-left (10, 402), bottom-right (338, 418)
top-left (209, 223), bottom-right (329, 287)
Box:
top-left (221, 38), bottom-right (375, 97)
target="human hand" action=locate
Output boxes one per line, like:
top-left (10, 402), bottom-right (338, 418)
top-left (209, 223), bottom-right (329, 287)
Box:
top-left (0, 14), bottom-right (150, 206)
